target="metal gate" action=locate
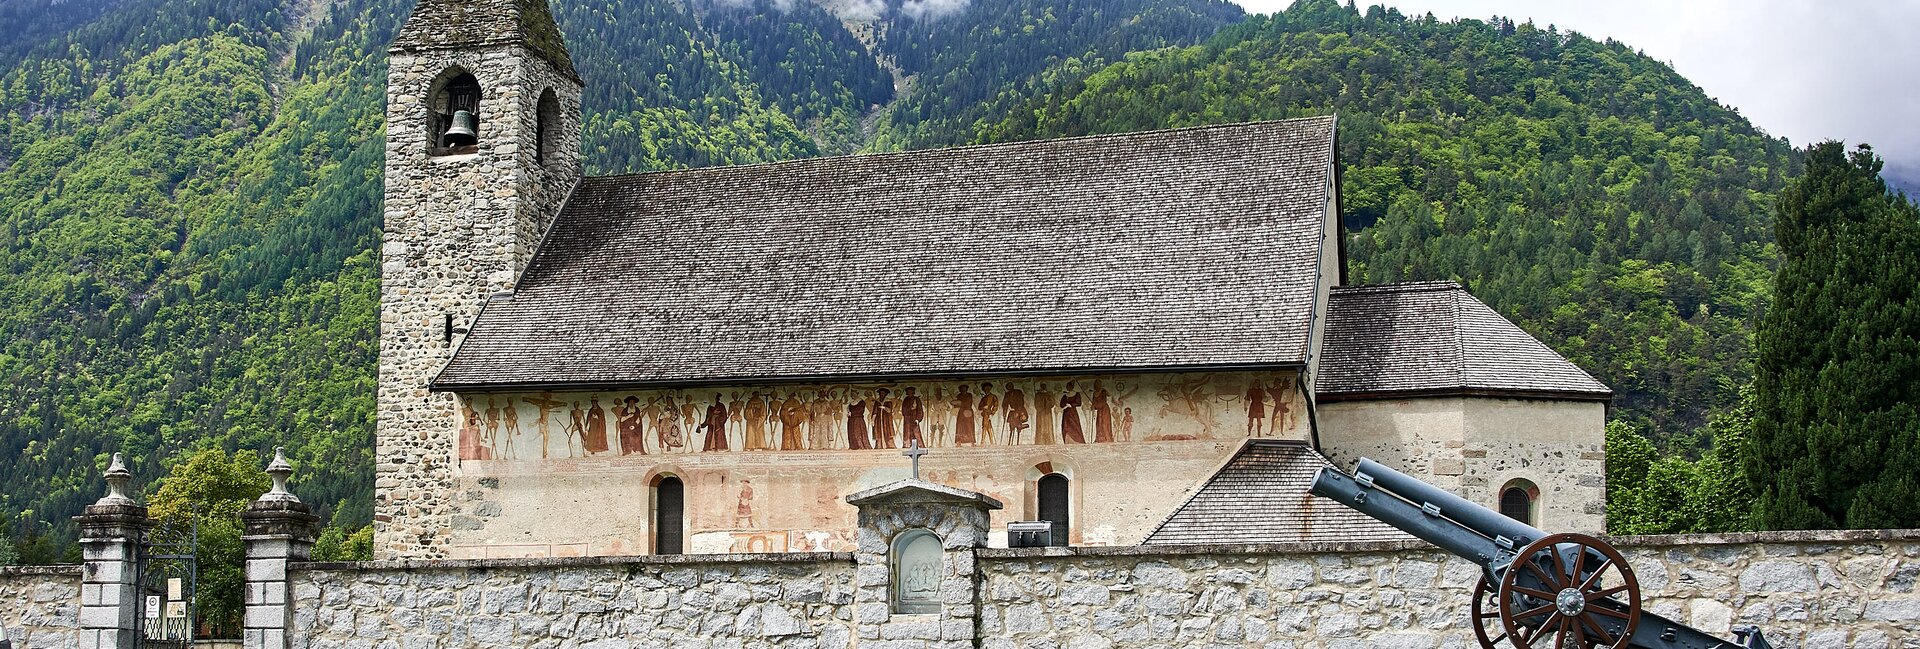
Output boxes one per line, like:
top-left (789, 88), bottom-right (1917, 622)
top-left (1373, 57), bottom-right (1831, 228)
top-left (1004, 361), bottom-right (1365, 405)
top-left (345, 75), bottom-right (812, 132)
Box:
top-left (137, 510), bottom-right (197, 649)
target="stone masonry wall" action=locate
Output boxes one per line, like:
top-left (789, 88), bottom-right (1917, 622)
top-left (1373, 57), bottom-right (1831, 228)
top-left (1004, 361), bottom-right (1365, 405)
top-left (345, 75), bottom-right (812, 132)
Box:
top-left (0, 565), bottom-right (81, 649)
top-left (978, 530), bottom-right (1920, 649)
top-left (378, 38), bottom-right (583, 560)
top-left (276, 531), bottom-right (1920, 648)
top-left (288, 554), bottom-right (854, 649)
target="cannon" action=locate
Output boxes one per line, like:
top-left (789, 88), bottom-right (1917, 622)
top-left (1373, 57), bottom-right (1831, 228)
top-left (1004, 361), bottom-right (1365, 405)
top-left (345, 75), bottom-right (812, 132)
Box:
top-left (1310, 458), bottom-right (1772, 649)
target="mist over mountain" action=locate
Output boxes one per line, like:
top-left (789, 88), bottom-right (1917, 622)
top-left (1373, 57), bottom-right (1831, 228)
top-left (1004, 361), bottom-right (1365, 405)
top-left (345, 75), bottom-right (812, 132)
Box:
top-left (0, 0), bottom-right (1823, 545)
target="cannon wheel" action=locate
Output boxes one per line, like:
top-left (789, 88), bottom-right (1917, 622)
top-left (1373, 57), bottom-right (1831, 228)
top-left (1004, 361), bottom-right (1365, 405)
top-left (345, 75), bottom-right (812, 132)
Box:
top-left (1496, 532), bottom-right (1640, 649)
top-left (1471, 577), bottom-right (1510, 648)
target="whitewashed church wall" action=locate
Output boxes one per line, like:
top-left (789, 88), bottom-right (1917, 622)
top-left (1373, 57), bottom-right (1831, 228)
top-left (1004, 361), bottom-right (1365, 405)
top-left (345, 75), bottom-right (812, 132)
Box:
top-left (1317, 397), bottom-right (1606, 533)
top-left (978, 530), bottom-right (1920, 649)
top-left (442, 371), bottom-right (1308, 558)
top-left (288, 554), bottom-right (855, 649)
top-left (0, 565), bottom-right (81, 649)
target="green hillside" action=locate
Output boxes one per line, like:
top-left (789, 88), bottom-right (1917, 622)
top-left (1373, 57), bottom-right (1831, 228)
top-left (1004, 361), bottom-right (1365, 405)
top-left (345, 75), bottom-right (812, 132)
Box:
top-left (0, 0), bottom-right (1811, 552)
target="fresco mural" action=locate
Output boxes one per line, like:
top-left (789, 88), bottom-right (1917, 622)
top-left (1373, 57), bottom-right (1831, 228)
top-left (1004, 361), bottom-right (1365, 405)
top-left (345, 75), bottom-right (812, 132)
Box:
top-left (456, 371), bottom-right (1304, 461)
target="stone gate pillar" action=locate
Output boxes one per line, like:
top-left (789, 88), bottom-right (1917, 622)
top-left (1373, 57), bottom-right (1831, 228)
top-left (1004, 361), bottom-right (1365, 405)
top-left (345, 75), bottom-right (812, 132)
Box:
top-left (239, 449), bottom-right (318, 649)
top-left (72, 453), bottom-right (146, 649)
top-left (846, 479), bottom-right (1001, 649)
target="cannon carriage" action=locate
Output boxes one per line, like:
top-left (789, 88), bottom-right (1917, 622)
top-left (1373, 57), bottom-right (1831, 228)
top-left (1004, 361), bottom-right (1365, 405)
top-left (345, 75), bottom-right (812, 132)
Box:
top-left (1310, 458), bottom-right (1771, 649)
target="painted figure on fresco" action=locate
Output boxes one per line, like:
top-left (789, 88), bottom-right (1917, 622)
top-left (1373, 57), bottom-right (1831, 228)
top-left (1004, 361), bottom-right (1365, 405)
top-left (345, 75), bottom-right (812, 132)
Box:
top-left (727, 392), bottom-right (747, 449)
top-left (582, 397), bottom-right (610, 454)
top-left (736, 480), bottom-right (755, 528)
top-left (1121, 407), bottom-right (1135, 441)
top-left (1267, 376), bottom-right (1294, 435)
top-left (1245, 380), bottom-right (1267, 437)
top-left (1032, 384), bottom-right (1057, 445)
top-left (523, 393), bottom-right (569, 459)
top-left (846, 395), bottom-right (871, 450)
top-left (1092, 384), bottom-right (1118, 443)
top-left (901, 387), bottom-right (926, 448)
top-left (1059, 382), bottom-right (1086, 444)
top-left (1155, 374), bottom-right (1220, 439)
top-left (952, 385), bottom-right (976, 446)
top-left (872, 388), bottom-right (898, 450)
top-left (808, 390), bottom-right (838, 450)
top-left (743, 391), bottom-right (773, 451)
top-left (927, 386), bottom-right (949, 446)
top-left (460, 405), bottom-right (491, 460)
top-left (615, 396), bottom-right (647, 455)
top-left (779, 393), bottom-right (807, 451)
top-left (501, 400), bottom-right (522, 458)
top-left (483, 399), bottom-right (507, 457)
top-left (564, 400), bottom-right (590, 456)
top-left (977, 383), bottom-right (1000, 445)
top-left (1002, 386), bottom-right (1029, 445)
top-left (652, 395), bottom-right (686, 453)
top-left (700, 394), bottom-right (731, 452)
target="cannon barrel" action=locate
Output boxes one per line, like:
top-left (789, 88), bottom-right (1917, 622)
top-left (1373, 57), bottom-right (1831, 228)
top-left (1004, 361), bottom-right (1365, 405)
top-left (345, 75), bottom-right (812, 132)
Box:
top-left (1308, 466), bottom-right (1507, 565)
top-left (1354, 458), bottom-right (1547, 549)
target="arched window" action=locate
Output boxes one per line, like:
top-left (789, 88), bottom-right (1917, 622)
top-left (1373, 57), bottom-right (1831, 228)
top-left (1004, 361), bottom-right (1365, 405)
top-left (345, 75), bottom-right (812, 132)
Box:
top-left (654, 476), bottom-right (684, 554)
top-left (536, 89), bottom-right (559, 165)
top-left (428, 70), bottom-right (482, 154)
top-left (1499, 480), bottom-right (1536, 525)
top-left (1037, 473), bottom-right (1069, 547)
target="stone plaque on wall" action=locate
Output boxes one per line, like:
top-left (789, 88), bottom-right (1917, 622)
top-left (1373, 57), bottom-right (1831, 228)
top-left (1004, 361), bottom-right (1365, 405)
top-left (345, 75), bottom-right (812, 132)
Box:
top-left (892, 530), bottom-right (942, 614)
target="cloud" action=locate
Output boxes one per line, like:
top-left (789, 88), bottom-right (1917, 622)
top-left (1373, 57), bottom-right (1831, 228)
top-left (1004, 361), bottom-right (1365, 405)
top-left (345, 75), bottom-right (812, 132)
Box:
top-left (901, 0), bottom-right (970, 20)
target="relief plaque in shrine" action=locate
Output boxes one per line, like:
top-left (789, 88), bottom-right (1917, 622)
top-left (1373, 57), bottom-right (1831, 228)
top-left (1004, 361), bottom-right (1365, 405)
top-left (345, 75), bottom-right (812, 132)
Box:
top-left (891, 530), bottom-right (942, 614)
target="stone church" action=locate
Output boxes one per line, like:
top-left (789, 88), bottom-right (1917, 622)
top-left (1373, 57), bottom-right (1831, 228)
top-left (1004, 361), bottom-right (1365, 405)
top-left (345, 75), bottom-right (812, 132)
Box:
top-left (373, 0), bottom-right (1610, 561)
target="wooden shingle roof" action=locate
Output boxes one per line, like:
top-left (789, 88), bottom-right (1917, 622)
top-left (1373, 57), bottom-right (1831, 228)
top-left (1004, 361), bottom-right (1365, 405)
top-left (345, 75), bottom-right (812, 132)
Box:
top-left (1143, 440), bottom-right (1409, 545)
top-left (1316, 282), bottom-right (1611, 400)
top-left (435, 118), bottom-right (1339, 390)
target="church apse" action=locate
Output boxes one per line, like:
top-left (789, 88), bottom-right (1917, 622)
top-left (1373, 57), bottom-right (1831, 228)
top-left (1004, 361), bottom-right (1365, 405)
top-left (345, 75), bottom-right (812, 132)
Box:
top-left (442, 371), bottom-right (1309, 558)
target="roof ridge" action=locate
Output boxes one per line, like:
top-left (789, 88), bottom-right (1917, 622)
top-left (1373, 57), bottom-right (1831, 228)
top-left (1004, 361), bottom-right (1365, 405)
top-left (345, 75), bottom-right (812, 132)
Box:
top-left (581, 116), bottom-right (1337, 183)
top-left (1329, 280), bottom-right (1462, 295)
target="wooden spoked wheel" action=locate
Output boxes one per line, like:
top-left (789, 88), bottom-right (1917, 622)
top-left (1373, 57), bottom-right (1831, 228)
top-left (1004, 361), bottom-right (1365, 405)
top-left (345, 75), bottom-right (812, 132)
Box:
top-left (1471, 576), bottom-right (1509, 649)
top-left (1496, 533), bottom-right (1640, 649)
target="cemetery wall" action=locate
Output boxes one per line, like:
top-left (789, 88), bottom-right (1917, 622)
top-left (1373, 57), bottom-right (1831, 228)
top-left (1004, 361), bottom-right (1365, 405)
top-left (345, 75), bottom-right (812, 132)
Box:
top-left (286, 553), bottom-right (856, 649)
top-left (276, 530), bottom-right (1920, 649)
top-left (0, 565), bottom-right (82, 649)
top-left (979, 529), bottom-right (1920, 648)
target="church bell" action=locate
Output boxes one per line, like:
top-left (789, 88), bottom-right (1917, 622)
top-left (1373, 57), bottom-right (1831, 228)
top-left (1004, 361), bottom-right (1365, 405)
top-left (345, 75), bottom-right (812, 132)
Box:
top-left (441, 110), bottom-right (478, 147)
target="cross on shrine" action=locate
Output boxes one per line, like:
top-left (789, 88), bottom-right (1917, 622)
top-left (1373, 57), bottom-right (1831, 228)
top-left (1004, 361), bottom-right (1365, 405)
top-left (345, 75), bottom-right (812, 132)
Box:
top-left (902, 440), bottom-right (927, 480)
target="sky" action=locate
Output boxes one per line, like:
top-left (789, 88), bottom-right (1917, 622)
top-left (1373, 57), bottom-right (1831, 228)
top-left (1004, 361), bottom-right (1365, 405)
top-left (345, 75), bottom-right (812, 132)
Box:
top-left (1230, 0), bottom-right (1920, 180)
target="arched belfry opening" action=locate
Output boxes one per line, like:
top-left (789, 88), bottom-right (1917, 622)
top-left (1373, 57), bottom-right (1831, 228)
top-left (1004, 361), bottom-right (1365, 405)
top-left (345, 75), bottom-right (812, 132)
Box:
top-left (536, 89), bottom-right (559, 165)
top-left (428, 69), bottom-right (482, 155)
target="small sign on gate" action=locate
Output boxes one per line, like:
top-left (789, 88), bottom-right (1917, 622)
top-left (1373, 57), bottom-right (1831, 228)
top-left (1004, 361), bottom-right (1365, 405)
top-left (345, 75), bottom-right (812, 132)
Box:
top-left (145, 596), bottom-right (161, 619)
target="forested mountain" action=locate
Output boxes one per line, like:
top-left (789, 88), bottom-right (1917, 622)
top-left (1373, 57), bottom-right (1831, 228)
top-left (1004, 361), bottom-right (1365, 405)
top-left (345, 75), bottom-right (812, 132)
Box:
top-left (0, 0), bottom-right (1814, 551)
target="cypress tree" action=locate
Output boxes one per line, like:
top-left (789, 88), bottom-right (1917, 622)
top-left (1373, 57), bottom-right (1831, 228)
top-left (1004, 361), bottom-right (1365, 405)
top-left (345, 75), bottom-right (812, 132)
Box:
top-left (1748, 142), bottom-right (1920, 529)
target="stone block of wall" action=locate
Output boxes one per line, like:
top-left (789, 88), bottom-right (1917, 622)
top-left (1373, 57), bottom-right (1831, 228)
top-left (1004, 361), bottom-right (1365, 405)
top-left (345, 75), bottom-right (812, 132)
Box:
top-left (287, 553), bottom-right (853, 649)
top-left (1, 565), bottom-right (82, 648)
top-left (978, 530), bottom-right (1920, 648)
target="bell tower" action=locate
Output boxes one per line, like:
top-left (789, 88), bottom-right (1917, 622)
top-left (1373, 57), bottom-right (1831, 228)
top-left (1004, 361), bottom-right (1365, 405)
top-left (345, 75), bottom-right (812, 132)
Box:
top-left (378, 0), bottom-right (583, 559)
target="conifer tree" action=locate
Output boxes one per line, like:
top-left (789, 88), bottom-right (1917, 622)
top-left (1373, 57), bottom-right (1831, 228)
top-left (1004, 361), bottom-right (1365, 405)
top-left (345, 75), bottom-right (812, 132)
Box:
top-left (1748, 142), bottom-right (1920, 529)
